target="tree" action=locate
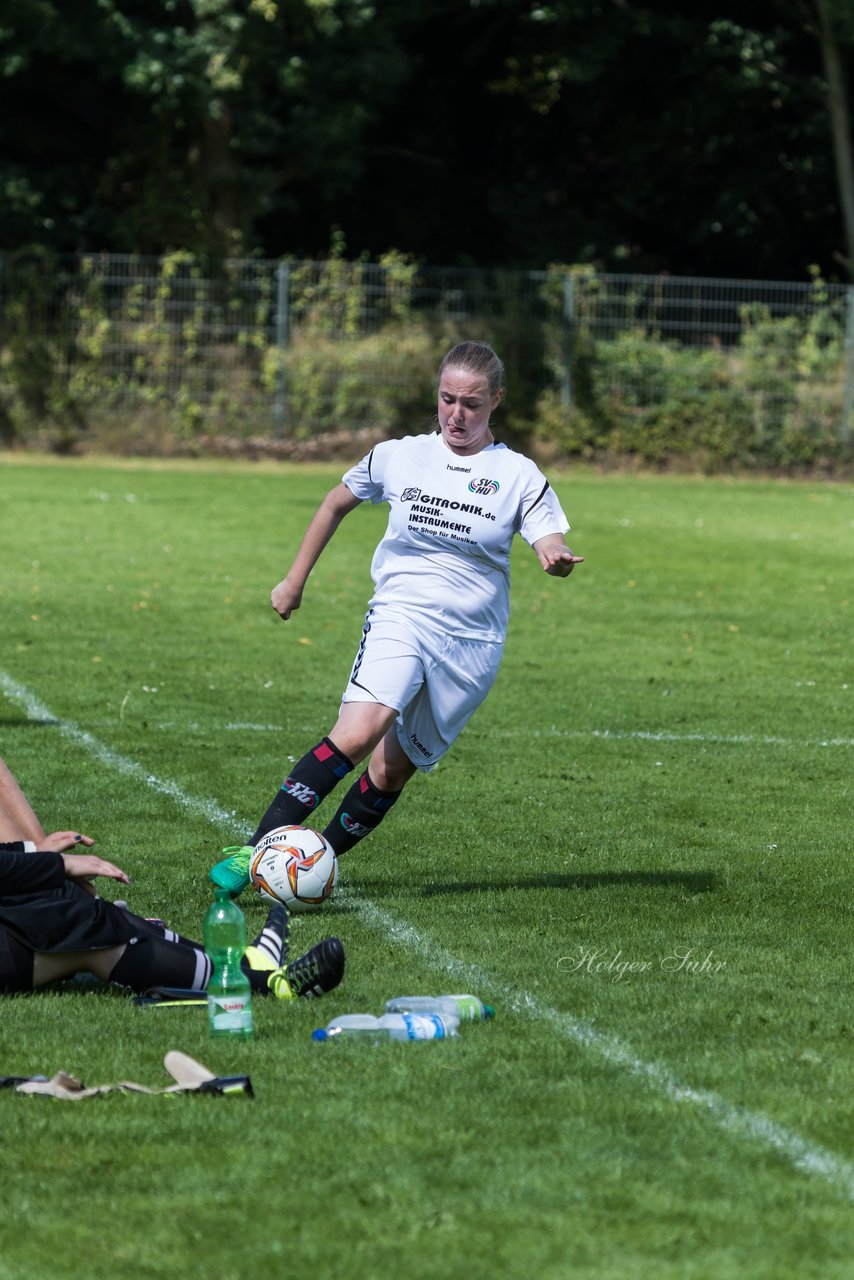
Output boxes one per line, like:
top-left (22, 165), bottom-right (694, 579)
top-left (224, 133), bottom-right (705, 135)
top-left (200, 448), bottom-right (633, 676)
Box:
top-left (781, 0), bottom-right (854, 276)
top-left (1, 0), bottom-right (852, 278)
top-left (0, 0), bottom-right (405, 255)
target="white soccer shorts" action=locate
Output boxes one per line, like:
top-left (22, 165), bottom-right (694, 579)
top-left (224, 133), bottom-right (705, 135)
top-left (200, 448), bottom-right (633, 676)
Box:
top-left (341, 607), bottom-right (504, 770)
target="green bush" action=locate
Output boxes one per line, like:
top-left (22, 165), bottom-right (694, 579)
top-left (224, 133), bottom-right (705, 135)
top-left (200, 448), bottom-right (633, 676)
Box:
top-left (535, 269), bottom-right (851, 470)
top-left (279, 325), bottom-right (439, 437)
top-left (0, 247), bottom-right (87, 451)
top-left (1, 252), bottom-right (851, 469)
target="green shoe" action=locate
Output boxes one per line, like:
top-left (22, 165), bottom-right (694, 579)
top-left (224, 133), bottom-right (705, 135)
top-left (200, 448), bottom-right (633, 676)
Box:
top-left (209, 845), bottom-right (254, 896)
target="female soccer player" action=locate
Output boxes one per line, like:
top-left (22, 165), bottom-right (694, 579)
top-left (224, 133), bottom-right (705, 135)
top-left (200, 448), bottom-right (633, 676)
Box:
top-left (0, 757), bottom-right (343, 998)
top-left (213, 340), bottom-right (583, 892)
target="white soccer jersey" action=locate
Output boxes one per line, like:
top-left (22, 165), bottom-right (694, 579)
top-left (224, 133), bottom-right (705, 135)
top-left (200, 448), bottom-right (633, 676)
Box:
top-left (341, 432), bottom-right (570, 643)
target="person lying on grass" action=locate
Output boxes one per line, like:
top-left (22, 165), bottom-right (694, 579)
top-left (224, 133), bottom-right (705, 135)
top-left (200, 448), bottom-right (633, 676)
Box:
top-left (0, 756), bottom-right (343, 1000)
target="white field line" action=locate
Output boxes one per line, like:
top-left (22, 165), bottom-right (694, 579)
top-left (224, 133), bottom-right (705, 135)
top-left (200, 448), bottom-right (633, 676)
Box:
top-left (0, 671), bottom-right (238, 830)
top-left (3, 668), bottom-right (853, 1202)
top-left (355, 898), bottom-right (854, 1200)
top-left (82, 718), bottom-right (854, 750)
top-left (529, 726), bottom-right (854, 749)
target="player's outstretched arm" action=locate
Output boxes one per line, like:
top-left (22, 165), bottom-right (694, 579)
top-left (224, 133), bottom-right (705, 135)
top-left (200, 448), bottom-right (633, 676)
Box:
top-left (532, 534), bottom-right (584, 578)
top-left (0, 755), bottom-right (47, 844)
top-left (271, 483), bottom-right (363, 620)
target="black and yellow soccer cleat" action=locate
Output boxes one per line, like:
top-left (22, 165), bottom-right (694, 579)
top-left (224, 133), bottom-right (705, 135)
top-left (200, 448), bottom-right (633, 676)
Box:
top-left (268, 936), bottom-right (345, 1001)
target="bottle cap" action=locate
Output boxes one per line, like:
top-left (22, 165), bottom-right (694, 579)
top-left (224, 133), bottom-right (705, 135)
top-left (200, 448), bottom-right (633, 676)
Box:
top-left (311, 1029), bottom-right (329, 1041)
top-left (484, 1005), bottom-right (496, 1019)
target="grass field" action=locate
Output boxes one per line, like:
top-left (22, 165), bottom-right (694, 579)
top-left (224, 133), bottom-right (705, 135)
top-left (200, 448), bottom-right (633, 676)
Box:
top-left (0, 454), bottom-right (852, 1280)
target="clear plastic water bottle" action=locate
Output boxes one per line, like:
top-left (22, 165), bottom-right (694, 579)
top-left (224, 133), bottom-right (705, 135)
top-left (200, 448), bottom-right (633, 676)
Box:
top-left (312, 1011), bottom-right (457, 1042)
top-left (204, 887), bottom-right (253, 1040)
top-left (384, 994), bottom-right (495, 1022)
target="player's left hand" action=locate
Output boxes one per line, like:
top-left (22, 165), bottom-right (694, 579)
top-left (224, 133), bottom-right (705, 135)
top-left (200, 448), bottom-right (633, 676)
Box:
top-left (38, 831), bottom-right (96, 853)
top-left (542, 549), bottom-right (584, 577)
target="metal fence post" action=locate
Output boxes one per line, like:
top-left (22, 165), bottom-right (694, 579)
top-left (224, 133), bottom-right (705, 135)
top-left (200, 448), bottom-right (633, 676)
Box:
top-left (561, 273), bottom-right (574, 409)
top-left (842, 285), bottom-right (854, 450)
top-left (273, 260), bottom-right (290, 439)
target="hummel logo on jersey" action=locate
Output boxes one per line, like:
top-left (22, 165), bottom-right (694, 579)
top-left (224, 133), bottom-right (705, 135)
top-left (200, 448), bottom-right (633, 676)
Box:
top-left (446, 463), bottom-right (471, 473)
top-left (469, 478), bottom-right (500, 496)
top-left (282, 779), bottom-right (319, 808)
top-left (402, 487), bottom-right (420, 501)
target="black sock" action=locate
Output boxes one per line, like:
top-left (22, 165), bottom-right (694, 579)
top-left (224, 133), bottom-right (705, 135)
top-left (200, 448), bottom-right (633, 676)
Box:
top-left (117, 910), bottom-right (198, 949)
top-left (251, 738), bottom-right (354, 844)
top-left (241, 904), bottom-right (289, 993)
top-left (322, 769), bottom-right (403, 856)
top-left (109, 936), bottom-right (212, 993)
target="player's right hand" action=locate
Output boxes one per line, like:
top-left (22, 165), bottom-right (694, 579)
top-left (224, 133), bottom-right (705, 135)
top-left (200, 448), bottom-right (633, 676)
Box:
top-left (271, 576), bottom-right (304, 620)
top-left (60, 853), bottom-right (131, 885)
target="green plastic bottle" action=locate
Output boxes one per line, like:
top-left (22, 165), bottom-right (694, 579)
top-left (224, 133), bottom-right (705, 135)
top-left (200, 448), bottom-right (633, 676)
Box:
top-left (204, 888), bottom-right (253, 1040)
top-left (384, 995), bottom-right (495, 1022)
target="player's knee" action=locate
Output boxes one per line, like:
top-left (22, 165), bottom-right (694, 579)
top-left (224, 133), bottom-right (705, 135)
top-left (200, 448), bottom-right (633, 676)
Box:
top-left (369, 757), bottom-right (416, 792)
top-left (329, 704), bottom-right (398, 764)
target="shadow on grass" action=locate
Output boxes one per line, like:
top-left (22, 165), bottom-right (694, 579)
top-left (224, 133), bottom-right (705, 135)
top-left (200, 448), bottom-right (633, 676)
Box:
top-left (0, 717), bottom-right (59, 728)
top-left (348, 869), bottom-right (720, 898)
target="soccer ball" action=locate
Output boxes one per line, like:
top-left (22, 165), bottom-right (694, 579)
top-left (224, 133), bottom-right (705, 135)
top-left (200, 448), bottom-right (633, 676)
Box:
top-left (250, 825), bottom-right (338, 913)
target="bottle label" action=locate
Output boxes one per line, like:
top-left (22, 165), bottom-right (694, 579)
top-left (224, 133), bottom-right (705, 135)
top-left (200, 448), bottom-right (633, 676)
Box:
top-left (208, 993), bottom-right (253, 1033)
top-left (451, 996), bottom-right (480, 1021)
top-left (403, 1012), bottom-right (445, 1040)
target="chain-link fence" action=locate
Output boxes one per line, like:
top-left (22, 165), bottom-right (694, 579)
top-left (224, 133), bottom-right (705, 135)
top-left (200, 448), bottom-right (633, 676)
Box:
top-left (1, 249), bottom-right (851, 462)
